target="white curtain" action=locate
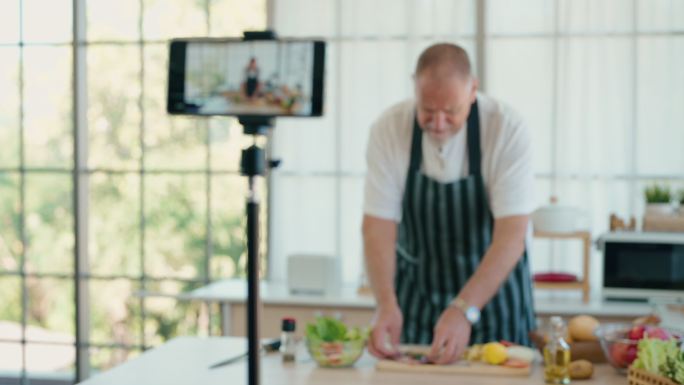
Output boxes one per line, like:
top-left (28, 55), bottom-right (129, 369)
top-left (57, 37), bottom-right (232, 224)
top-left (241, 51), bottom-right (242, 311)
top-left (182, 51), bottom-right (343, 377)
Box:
top-left (270, 0), bottom-right (684, 295)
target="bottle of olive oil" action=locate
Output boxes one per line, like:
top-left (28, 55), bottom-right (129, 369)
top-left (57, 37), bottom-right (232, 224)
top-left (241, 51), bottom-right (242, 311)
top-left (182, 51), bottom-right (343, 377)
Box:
top-left (544, 316), bottom-right (571, 384)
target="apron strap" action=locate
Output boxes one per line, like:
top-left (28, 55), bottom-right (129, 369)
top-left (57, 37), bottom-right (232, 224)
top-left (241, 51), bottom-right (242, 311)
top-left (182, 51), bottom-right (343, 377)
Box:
top-left (466, 100), bottom-right (481, 177)
top-left (409, 117), bottom-right (422, 172)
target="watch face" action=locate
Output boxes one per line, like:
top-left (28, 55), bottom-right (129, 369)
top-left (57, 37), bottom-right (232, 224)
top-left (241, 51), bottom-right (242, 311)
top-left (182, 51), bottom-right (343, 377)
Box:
top-left (466, 307), bottom-right (480, 324)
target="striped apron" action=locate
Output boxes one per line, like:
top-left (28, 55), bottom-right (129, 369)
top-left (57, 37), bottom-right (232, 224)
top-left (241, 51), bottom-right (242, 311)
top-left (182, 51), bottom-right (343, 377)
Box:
top-left (394, 101), bottom-right (536, 346)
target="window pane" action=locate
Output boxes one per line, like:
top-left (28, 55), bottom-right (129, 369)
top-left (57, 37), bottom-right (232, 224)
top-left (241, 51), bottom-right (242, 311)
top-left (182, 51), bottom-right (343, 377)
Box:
top-left (89, 173), bottom-right (141, 277)
top-left (272, 0), bottom-right (334, 37)
top-left (22, 0), bottom-right (72, 43)
top-left (26, 277), bottom-right (74, 338)
top-left (414, 0), bottom-right (476, 37)
top-left (487, 0), bottom-right (554, 35)
top-left (558, 0), bottom-right (634, 33)
top-left (0, 173), bottom-right (21, 273)
top-left (90, 347), bottom-right (140, 374)
top-left (0, 277), bottom-right (22, 340)
top-left (142, 0), bottom-right (207, 40)
top-left (273, 42), bottom-right (338, 174)
top-left (87, 0), bottom-right (140, 41)
top-left (555, 179), bottom-right (632, 235)
top-left (25, 173), bottom-right (73, 274)
top-left (0, 342), bottom-right (22, 372)
top-left (209, 0), bottom-right (267, 37)
top-left (0, 1), bottom-right (20, 43)
top-left (340, 177), bottom-right (363, 284)
top-left (637, 37), bottom-right (684, 175)
top-left (269, 175), bottom-right (335, 282)
top-left (210, 175), bottom-right (267, 279)
top-left (555, 37), bottom-right (632, 175)
top-left (23, 46), bottom-right (73, 169)
top-left (144, 175), bottom-right (206, 280)
top-left (338, 40), bottom-right (409, 174)
top-left (0, 47), bottom-right (20, 168)
top-left (88, 46), bottom-right (142, 169)
top-left (637, 0), bottom-right (684, 32)
top-left (340, 0), bottom-right (409, 37)
top-left (25, 343), bottom-right (75, 380)
top-left (487, 38), bottom-right (554, 175)
top-left (208, 118), bottom-right (251, 172)
top-left (143, 44), bottom-right (206, 170)
top-left (90, 279), bottom-right (141, 346)
top-left (143, 280), bottom-right (205, 345)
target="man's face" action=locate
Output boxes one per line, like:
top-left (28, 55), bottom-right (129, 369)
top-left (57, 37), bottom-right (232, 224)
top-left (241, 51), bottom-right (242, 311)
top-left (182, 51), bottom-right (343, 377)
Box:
top-left (415, 73), bottom-right (478, 143)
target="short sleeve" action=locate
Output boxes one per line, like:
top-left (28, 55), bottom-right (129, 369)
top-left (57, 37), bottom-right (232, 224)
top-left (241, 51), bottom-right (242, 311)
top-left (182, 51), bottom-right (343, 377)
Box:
top-left (363, 115), bottom-right (403, 222)
top-left (488, 113), bottom-right (536, 219)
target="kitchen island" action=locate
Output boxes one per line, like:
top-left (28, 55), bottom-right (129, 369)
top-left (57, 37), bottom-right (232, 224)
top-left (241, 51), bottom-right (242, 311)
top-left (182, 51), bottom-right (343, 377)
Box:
top-left (77, 337), bottom-right (629, 385)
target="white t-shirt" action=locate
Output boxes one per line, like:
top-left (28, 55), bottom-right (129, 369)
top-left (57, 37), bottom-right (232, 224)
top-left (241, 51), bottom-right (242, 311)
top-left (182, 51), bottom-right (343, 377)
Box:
top-left (363, 93), bottom-right (535, 222)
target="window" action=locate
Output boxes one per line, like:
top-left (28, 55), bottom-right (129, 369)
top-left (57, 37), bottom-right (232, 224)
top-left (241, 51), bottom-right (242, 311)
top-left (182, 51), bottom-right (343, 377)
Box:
top-left (0, 0), bottom-right (266, 383)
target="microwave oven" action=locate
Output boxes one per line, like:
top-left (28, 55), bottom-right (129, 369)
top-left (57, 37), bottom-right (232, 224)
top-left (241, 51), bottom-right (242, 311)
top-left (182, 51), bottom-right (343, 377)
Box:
top-left (599, 232), bottom-right (684, 300)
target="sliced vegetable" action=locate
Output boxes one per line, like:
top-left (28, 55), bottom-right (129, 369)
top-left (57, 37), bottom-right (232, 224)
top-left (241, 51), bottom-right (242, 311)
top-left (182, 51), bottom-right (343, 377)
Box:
top-left (506, 346), bottom-right (536, 364)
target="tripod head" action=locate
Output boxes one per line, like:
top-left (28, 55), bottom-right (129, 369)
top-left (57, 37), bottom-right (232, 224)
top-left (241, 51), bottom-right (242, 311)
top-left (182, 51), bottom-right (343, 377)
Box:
top-left (238, 116), bottom-right (281, 178)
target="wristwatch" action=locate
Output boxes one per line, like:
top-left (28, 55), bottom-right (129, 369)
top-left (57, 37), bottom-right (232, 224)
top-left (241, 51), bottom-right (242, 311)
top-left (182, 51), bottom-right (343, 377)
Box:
top-left (449, 297), bottom-right (480, 325)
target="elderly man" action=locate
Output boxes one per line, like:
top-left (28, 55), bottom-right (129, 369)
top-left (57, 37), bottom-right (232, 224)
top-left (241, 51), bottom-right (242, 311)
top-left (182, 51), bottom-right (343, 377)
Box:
top-left (363, 43), bottom-right (536, 365)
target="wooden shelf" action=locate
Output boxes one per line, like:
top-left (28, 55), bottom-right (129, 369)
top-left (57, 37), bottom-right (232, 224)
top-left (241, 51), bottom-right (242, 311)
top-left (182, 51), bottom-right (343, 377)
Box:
top-left (534, 281), bottom-right (585, 290)
top-left (533, 230), bottom-right (592, 303)
top-left (533, 230), bottom-right (591, 240)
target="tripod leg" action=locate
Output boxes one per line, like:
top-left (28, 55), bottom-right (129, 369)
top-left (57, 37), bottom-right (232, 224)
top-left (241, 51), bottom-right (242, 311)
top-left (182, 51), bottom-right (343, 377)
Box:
top-left (246, 197), bottom-right (260, 385)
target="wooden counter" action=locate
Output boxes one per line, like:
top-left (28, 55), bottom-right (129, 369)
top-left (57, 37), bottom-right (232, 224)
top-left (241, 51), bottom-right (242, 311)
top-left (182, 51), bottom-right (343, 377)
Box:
top-left (78, 337), bottom-right (629, 385)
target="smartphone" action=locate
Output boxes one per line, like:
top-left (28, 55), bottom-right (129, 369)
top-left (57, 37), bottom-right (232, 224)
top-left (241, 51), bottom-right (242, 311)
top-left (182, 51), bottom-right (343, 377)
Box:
top-left (167, 38), bottom-right (325, 117)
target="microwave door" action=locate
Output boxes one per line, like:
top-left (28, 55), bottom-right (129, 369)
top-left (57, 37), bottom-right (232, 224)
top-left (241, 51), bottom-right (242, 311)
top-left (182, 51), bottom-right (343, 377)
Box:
top-left (604, 242), bottom-right (684, 298)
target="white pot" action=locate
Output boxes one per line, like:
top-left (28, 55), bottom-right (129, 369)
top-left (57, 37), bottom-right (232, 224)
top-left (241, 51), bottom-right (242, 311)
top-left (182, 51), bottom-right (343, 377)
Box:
top-left (645, 203), bottom-right (673, 217)
top-left (531, 199), bottom-right (587, 233)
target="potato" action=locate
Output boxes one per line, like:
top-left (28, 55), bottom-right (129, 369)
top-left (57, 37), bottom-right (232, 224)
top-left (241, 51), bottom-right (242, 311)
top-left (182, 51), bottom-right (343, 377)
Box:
top-left (569, 359), bottom-right (594, 380)
top-left (568, 315), bottom-right (600, 342)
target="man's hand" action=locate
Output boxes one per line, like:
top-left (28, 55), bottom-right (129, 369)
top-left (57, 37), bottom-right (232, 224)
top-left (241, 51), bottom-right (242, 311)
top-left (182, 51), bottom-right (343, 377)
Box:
top-left (368, 304), bottom-right (403, 359)
top-left (428, 306), bottom-right (472, 364)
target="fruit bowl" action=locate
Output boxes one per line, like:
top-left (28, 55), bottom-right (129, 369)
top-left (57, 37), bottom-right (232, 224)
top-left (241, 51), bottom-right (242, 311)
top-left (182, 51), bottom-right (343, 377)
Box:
top-left (594, 323), bottom-right (679, 374)
top-left (306, 338), bottom-right (366, 368)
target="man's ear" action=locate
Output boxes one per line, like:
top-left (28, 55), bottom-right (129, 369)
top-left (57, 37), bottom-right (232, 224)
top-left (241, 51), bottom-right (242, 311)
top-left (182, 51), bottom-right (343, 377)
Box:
top-left (469, 77), bottom-right (479, 103)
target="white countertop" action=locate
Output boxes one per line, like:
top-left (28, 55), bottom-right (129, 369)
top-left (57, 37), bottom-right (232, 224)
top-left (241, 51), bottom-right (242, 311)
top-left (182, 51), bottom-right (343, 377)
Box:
top-left (77, 336), bottom-right (627, 385)
top-left (156, 279), bottom-right (653, 318)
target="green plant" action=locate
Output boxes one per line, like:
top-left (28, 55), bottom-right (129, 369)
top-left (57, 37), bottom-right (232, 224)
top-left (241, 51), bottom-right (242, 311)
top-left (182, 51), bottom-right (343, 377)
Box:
top-left (644, 184), bottom-right (671, 204)
top-left (679, 189), bottom-right (684, 205)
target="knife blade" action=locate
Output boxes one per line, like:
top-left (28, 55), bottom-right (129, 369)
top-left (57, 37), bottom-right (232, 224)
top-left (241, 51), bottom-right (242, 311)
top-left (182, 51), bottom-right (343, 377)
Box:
top-left (209, 339), bottom-right (281, 369)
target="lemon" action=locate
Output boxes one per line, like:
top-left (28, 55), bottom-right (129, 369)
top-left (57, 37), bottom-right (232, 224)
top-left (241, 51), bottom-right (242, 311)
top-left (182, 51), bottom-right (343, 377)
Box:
top-left (482, 342), bottom-right (507, 365)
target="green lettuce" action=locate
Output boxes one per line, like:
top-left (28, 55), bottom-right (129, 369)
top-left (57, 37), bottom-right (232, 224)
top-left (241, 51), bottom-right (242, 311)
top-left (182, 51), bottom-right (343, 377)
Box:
top-left (662, 346), bottom-right (684, 384)
top-left (305, 316), bottom-right (368, 343)
top-left (633, 338), bottom-right (684, 384)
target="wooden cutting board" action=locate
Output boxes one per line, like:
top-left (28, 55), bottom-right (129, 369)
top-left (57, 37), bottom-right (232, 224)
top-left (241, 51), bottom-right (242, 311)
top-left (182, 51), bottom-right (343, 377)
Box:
top-left (375, 345), bottom-right (533, 377)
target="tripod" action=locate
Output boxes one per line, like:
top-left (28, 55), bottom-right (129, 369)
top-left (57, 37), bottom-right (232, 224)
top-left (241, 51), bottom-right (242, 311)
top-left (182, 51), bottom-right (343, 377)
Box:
top-left (238, 115), bottom-right (277, 385)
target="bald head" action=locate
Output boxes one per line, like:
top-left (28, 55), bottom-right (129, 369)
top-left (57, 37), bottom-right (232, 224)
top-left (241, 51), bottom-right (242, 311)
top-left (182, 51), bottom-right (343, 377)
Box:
top-left (413, 43), bottom-right (478, 143)
top-left (414, 43), bottom-right (472, 81)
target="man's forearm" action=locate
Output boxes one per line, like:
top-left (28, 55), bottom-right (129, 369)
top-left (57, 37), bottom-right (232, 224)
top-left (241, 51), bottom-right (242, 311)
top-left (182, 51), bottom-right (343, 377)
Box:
top-left (362, 215), bottom-right (399, 309)
top-left (456, 215), bottom-right (528, 309)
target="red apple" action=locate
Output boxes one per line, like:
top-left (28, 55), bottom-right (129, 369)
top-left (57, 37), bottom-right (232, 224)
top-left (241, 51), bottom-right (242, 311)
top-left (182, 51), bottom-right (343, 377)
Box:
top-left (644, 327), bottom-right (670, 341)
top-left (625, 345), bottom-right (638, 365)
top-left (611, 343), bottom-right (630, 367)
top-left (628, 326), bottom-right (645, 340)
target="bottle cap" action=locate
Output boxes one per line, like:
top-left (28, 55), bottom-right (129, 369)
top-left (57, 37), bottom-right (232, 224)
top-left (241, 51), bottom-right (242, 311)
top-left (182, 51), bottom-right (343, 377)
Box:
top-left (281, 317), bottom-right (296, 332)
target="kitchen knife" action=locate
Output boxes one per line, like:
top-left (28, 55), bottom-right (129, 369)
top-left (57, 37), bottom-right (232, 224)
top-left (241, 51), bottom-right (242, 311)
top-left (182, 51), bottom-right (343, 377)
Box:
top-left (209, 339), bottom-right (281, 369)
